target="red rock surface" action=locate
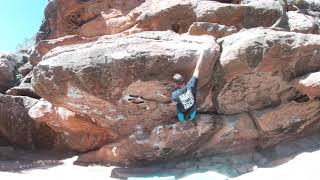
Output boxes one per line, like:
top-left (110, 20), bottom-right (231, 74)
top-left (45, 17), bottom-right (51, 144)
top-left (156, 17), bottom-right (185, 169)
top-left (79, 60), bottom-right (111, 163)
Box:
top-left (188, 22), bottom-right (238, 38)
top-left (294, 72), bottom-right (320, 100)
top-left (32, 0), bottom-right (284, 65)
top-left (76, 115), bottom-right (222, 166)
top-left (1, 0), bottom-right (320, 169)
top-left (217, 28), bottom-right (320, 114)
top-left (28, 100), bottom-right (116, 152)
top-left (32, 31), bottom-right (220, 133)
top-left (0, 95), bottom-right (57, 149)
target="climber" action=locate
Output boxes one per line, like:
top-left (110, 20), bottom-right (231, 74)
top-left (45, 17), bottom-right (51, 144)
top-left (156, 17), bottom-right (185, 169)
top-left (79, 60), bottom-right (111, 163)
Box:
top-left (171, 49), bottom-right (207, 122)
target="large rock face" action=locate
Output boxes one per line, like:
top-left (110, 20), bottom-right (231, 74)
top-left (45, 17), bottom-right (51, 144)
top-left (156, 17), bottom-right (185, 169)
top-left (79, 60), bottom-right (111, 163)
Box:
top-left (32, 31), bottom-right (220, 135)
top-left (38, 0), bottom-right (282, 41)
top-left (31, 0), bottom-right (284, 65)
top-left (2, 0), bottom-right (320, 170)
top-left (76, 115), bottom-right (222, 166)
top-left (217, 28), bottom-right (320, 114)
top-left (37, 0), bottom-right (145, 41)
top-left (29, 28), bottom-right (320, 166)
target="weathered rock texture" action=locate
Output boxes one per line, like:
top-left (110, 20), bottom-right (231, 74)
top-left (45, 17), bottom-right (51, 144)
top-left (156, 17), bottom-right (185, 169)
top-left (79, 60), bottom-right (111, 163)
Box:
top-left (1, 0), bottom-right (320, 169)
top-left (294, 71), bottom-right (320, 99)
top-left (0, 54), bottom-right (17, 93)
top-left (6, 73), bottom-right (40, 99)
top-left (0, 51), bottom-right (32, 93)
top-left (288, 0), bottom-right (320, 12)
top-left (28, 100), bottom-right (115, 152)
top-left (188, 22), bottom-right (238, 38)
top-left (217, 28), bottom-right (320, 114)
top-left (0, 94), bottom-right (53, 149)
top-left (287, 11), bottom-right (319, 34)
top-left (37, 0), bottom-right (282, 41)
top-left (31, 0), bottom-right (284, 65)
top-left (77, 115), bottom-right (222, 166)
top-left (32, 31), bottom-right (220, 140)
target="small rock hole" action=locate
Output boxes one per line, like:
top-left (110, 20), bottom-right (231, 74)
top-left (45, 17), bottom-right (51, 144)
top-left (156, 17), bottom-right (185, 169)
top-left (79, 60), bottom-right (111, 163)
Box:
top-left (171, 24), bottom-right (180, 33)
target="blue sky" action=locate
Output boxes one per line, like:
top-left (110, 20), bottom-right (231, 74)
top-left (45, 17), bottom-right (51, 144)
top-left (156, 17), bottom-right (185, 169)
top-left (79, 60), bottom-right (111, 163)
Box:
top-left (0, 0), bottom-right (48, 52)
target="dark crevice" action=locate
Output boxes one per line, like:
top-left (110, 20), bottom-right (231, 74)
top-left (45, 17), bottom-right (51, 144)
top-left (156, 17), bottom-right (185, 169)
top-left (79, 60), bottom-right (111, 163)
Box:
top-left (210, 56), bottom-right (225, 113)
top-left (127, 95), bottom-right (145, 104)
top-left (24, 76), bottom-right (32, 83)
top-left (0, 134), bottom-right (11, 147)
top-left (32, 123), bottom-right (58, 150)
top-left (287, 89), bottom-right (310, 103)
top-left (64, 8), bottom-right (100, 31)
top-left (128, 94), bottom-right (139, 98)
top-left (293, 94), bottom-right (310, 103)
top-left (162, 148), bottom-right (171, 154)
top-left (247, 111), bottom-right (264, 135)
top-left (280, 88), bottom-right (310, 103)
top-left (171, 24), bottom-right (181, 33)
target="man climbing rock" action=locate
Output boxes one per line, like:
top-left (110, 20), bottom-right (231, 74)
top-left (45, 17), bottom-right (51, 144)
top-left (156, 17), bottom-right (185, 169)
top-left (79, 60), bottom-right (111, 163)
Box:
top-left (171, 49), bottom-right (206, 122)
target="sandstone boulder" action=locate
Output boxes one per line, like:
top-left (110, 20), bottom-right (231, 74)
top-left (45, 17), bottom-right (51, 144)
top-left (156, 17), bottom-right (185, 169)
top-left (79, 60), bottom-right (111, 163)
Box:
top-left (188, 22), bottom-right (238, 38)
top-left (216, 28), bottom-right (320, 114)
top-left (287, 11), bottom-right (319, 34)
top-left (294, 71), bottom-right (320, 99)
top-left (5, 0), bottom-right (320, 170)
top-left (252, 100), bottom-right (320, 148)
top-left (32, 0), bottom-right (286, 66)
top-left (196, 99), bottom-right (320, 156)
top-left (79, 0), bottom-right (197, 37)
top-left (195, 0), bottom-right (283, 29)
top-left (0, 94), bottom-right (39, 148)
top-left (32, 31), bottom-right (220, 134)
top-left (197, 113), bottom-right (259, 155)
top-left (0, 94), bottom-right (107, 151)
top-left (37, 0), bottom-right (145, 41)
top-left (28, 100), bottom-right (115, 152)
top-left (38, 0), bottom-right (198, 39)
top-left (30, 35), bottom-right (98, 66)
top-left (38, 0), bottom-right (283, 41)
top-left (76, 115), bottom-right (222, 166)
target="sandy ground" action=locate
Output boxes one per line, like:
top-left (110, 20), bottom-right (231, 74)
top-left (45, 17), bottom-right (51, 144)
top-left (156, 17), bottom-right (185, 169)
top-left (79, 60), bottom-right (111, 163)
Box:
top-left (0, 149), bottom-right (319, 180)
top-left (183, 150), bottom-right (320, 180)
top-left (0, 156), bottom-right (117, 180)
top-left (1, 133), bottom-right (320, 180)
top-left (234, 149), bottom-right (320, 180)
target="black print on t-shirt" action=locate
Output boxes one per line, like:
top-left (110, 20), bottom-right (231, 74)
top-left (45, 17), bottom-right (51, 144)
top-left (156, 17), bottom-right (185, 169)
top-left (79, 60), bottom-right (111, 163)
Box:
top-left (178, 89), bottom-right (194, 110)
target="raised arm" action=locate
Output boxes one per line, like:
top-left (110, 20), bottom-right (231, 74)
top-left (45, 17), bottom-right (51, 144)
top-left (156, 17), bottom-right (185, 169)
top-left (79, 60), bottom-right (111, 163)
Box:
top-left (193, 49), bottom-right (206, 78)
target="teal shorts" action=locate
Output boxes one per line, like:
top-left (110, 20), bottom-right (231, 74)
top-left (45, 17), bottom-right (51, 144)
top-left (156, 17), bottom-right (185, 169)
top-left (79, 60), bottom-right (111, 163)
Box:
top-left (177, 111), bottom-right (196, 122)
